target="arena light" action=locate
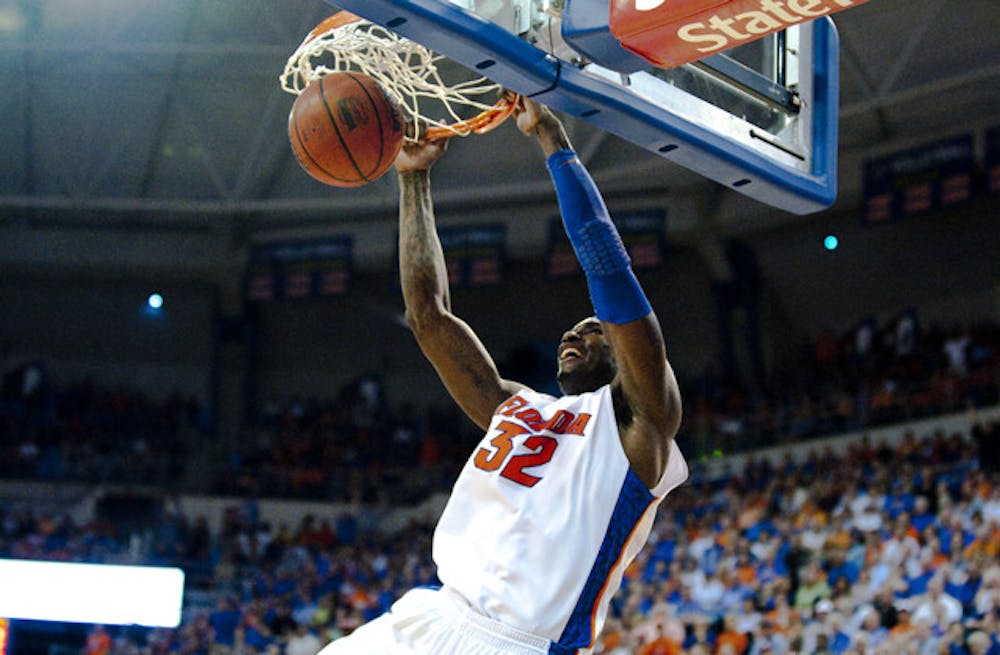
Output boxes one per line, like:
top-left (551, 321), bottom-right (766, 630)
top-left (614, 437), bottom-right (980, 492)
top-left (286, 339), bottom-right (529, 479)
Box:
top-left (0, 560), bottom-right (184, 627)
top-left (0, 5), bottom-right (26, 34)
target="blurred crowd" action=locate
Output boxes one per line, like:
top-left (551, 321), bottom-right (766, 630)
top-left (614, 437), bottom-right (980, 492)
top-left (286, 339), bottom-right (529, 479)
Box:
top-left (219, 315), bottom-right (999, 503)
top-left (0, 374), bottom-right (202, 485)
top-left (3, 409), bottom-right (1000, 654)
top-left (1, 313), bottom-right (999, 655)
top-left (214, 384), bottom-right (474, 504)
top-left (2, 315), bottom-right (997, 504)
top-left (597, 416), bottom-right (1000, 655)
top-left (683, 315), bottom-right (999, 458)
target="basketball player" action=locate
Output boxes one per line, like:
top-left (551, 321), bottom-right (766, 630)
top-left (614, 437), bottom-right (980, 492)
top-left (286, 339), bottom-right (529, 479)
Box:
top-left (319, 98), bottom-right (687, 654)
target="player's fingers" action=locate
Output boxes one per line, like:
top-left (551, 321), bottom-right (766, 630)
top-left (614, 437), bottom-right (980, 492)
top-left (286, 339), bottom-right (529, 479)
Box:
top-left (512, 94), bottom-right (527, 116)
top-left (402, 118), bottom-right (419, 141)
top-left (429, 137), bottom-right (450, 153)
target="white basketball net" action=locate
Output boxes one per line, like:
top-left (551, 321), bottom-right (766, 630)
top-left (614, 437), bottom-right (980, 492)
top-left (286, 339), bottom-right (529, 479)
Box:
top-left (280, 17), bottom-right (507, 139)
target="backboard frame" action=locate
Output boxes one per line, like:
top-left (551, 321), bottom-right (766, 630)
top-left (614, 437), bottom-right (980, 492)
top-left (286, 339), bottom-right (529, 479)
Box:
top-left (321, 0), bottom-right (839, 214)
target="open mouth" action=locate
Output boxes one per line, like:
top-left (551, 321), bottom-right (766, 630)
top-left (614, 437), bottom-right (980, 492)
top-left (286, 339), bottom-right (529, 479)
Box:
top-left (559, 347), bottom-right (582, 362)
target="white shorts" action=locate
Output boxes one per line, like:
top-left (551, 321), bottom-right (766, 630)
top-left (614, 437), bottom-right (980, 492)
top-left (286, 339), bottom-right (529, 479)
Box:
top-left (317, 586), bottom-right (575, 655)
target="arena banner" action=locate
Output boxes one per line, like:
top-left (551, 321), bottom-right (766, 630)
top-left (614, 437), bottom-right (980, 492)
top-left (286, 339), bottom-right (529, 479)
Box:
top-left (617, 209), bottom-right (668, 270)
top-left (544, 218), bottom-right (582, 279)
top-left (244, 236), bottom-right (354, 302)
top-left (987, 126), bottom-right (1000, 195)
top-left (437, 223), bottom-right (506, 287)
top-left (545, 210), bottom-right (667, 279)
top-left (609, 0), bottom-right (871, 69)
top-left (862, 134), bottom-right (975, 223)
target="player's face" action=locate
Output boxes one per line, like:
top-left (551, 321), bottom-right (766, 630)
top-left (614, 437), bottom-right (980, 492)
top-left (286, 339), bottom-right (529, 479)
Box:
top-left (556, 317), bottom-right (616, 395)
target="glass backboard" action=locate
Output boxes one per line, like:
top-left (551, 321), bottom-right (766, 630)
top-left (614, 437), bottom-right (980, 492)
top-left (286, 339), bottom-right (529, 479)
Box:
top-left (321, 0), bottom-right (843, 214)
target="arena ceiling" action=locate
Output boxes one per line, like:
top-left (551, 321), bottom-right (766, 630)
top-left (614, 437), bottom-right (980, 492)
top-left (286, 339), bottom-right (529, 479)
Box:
top-left (0, 0), bottom-right (997, 276)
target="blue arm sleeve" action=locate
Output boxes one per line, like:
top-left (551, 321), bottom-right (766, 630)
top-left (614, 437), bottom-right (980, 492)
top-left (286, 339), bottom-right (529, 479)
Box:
top-left (546, 149), bottom-right (652, 324)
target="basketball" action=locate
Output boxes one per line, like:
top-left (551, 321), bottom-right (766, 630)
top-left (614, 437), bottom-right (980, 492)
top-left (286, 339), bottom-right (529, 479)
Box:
top-left (288, 72), bottom-right (404, 187)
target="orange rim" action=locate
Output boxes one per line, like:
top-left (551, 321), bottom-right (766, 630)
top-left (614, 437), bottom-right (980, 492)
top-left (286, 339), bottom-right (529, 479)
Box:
top-left (424, 93), bottom-right (520, 140)
top-left (303, 11), bottom-right (363, 46)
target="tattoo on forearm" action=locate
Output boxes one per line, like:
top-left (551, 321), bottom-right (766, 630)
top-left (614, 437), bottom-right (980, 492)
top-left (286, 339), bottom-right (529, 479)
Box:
top-left (399, 172), bottom-right (450, 309)
top-left (397, 171), bottom-right (508, 426)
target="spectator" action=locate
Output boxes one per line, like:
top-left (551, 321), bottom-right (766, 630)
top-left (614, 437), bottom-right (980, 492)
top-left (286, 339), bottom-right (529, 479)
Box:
top-left (967, 630), bottom-right (993, 655)
top-left (636, 625), bottom-right (682, 655)
top-left (889, 606), bottom-right (916, 639)
top-left (82, 625), bottom-right (111, 655)
top-left (973, 565), bottom-right (1000, 617)
top-left (911, 575), bottom-right (963, 627)
top-left (749, 619), bottom-right (789, 655)
top-left (714, 614), bottom-right (749, 655)
top-left (209, 597), bottom-right (241, 655)
top-left (285, 622), bottom-right (322, 655)
top-left (851, 604), bottom-right (888, 652)
top-left (944, 328), bottom-right (971, 377)
top-left (793, 563), bottom-right (831, 610)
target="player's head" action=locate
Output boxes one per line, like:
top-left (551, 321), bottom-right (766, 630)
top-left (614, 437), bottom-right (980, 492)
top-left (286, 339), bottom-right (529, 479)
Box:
top-left (556, 317), bottom-right (616, 395)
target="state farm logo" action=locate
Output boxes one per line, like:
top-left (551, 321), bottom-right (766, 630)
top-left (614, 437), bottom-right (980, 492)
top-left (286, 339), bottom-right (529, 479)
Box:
top-left (672, 0), bottom-right (859, 53)
top-left (611, 0), bottom-right (867, 68)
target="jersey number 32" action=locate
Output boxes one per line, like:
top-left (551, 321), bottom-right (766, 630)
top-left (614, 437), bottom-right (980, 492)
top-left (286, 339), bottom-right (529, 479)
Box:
top-left (473, 421), bottom-right (558, 488)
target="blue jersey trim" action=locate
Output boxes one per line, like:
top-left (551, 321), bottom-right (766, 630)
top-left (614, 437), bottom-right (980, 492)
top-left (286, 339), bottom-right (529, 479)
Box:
top-left (556, 469), bottom-right (654, 649)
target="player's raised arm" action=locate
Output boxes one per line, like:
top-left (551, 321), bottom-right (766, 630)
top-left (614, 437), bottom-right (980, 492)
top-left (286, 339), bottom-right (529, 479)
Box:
top-left (515, 98), bottom-right (682, 489)
top-left (395, 138), bottom-right (524, 430)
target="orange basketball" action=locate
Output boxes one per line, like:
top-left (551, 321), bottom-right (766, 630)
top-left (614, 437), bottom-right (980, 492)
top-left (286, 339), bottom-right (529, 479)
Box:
top-left (288, 72), bottom-right (404, 187)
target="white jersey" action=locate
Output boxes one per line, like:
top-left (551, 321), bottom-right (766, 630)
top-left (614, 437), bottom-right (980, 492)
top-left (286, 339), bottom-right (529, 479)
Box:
top-left (433, 385), bottom-right (688, 652)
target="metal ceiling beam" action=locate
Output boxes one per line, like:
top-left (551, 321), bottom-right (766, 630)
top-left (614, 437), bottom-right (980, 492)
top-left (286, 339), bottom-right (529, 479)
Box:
top-left (19, 35), bottom-right (34, 200)
top-left (6, 54), bottom-right (992, 222)
top-left (837, 27), bottom-right (892, 140)
top-left (138, 3), bottom-right (201, 199)
top-left (0, 129), bottom-right (686, 219)
top-left (577, 130), bottom-right (610, 167)
top-left (876, 0), bottom-right (944, 96)
top-left (0, 159), bottom-right (676, 220)
top-left (841, 63), bottom-right (1000, 118)
top-left (0, 42), bottom-right (289, 57)
top-left (174, 101), bottom-right (233, 200)
top-left (233, 86), bottom-right (288, 199)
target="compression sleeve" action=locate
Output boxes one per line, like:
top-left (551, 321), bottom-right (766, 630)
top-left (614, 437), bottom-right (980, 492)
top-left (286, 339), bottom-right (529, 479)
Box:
top-left (546, 149), bottom-right (652, 324)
